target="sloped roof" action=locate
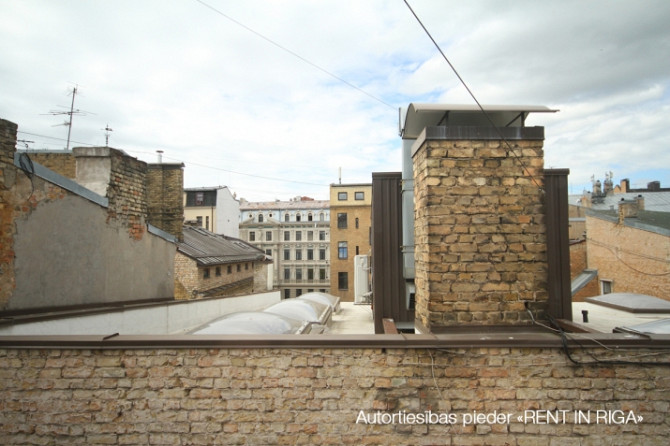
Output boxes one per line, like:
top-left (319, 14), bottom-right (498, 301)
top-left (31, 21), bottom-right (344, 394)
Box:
top-left (240, 200), bottom-right (329, 211)
top-left (570, 191), bottom-right (670, 213)
top-left (178, 226), bottom-right (271, 266)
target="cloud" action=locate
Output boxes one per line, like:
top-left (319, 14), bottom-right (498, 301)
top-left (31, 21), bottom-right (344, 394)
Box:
top-left (1, 0), bottom-right (668, 201)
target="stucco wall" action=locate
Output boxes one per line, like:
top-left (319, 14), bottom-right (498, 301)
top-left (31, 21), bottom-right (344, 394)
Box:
top-left (0, 346), bottom-right (668, 445)
top-left (11, 194), bottom-right (175, 310)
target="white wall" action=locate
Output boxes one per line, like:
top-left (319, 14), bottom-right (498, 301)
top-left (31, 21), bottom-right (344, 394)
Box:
top-left (215, 187), bottom-right (240, 237)
top-left (0, 291), bottom-right (280, 335)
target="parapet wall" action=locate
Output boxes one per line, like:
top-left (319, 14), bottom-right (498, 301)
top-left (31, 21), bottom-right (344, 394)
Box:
top-left (0, 346), bottom-right (668, 444)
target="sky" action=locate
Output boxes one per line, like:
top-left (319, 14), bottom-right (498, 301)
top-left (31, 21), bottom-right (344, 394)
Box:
top-left (1, 0), bottom-right (669, 201)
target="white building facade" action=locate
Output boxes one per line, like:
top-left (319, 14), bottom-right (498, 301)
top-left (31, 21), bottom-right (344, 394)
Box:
top-left (239, 197), bottom-right (330, 299)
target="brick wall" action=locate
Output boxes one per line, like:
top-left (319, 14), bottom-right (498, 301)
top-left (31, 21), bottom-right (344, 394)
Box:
top-left (1, 120), bottom-right (69, 309)
top-left (108, 149), bottom-right (148, 240)
top-left (147, 163), bottom-right (184, 240)
top-left (586, 215), bottom-right (669, 300)
top-left (413, 132), bottom-right (548, 330)
top-left (174, 252), bottom-right (257, 300)
top-left (0, 346), bottom-right (668, 445)
top-left (22, 151), bottom-right (76, 178)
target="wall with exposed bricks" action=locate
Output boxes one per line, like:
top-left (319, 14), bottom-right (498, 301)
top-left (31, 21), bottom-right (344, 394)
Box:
top-left (412, 131), bottom-right (548, 331)
top-left (0, 346), bottom-right (669, 445)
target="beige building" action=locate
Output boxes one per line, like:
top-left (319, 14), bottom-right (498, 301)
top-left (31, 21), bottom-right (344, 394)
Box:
top-left (239, 197), bottom-right (330, 299)
top-left (329, 183), bottom-right (372, 302)
top-left (585, 202), bottom-right (670, 300)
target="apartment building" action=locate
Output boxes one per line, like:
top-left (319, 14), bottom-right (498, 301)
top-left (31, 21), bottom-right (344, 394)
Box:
top-left (329, 183), bottom-right (372, 302)
top-left (239, 197), bottom-right (330, 298)
top-left (183, 186), bottom-right (240, 237)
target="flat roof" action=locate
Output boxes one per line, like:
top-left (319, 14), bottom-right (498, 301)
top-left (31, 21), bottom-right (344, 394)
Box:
top-left (401, 103), bottom-right (558, 139)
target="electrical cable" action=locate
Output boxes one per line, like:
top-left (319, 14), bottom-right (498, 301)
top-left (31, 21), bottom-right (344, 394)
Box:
top-left (402, 0), bottom-right (544, 192)
top-left (194, 0), bottom-right (395, 110)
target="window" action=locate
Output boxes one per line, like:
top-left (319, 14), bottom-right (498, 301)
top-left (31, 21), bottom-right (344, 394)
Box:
top-left (338, 242), bottom-right (348, 259)
top-left (308, 213), bottom-right (313, 222)
top-left (284, 231), bottom-right (290, 241)
top-left (258, 214), bottom-right (263, 223)
top-left (319, 268), bottom-right (326, 280)
top-left (215, 267), bottom-right (221, 277)
top-left (337, 213), bottom-right (347, 229)
top-left (249, 232), bottom-right (256, 242)
top-left (307, 249), bottom-right (314, 260)
top-left (265, 249), bottom-right (272, 256)
top-left (296, 269), bottom-right (302, 281)
top-left (237, 264), bottom-right (241, 272)
top-left (295, 249), bottom-right (302, 260)
top-left (319, 248), bottom-right (326, 261)
top-left (307, 231), bottom-right (313, 241)
top-left (266, 231), bottom-right (272, 241)
top-left (196, 216), bottom-right (203, 227)
top-left (284, 249), bottom-right (290, 261)
top-left (195, 192), bottom-right (204, 205)
top-left (338, 272), bottom-right (348, 290)
top-left (284, 289), bottom-right (291, 299)
top-left (307, 268), bottom-right (314, 281)
top-left (245, 263), bottom-right (249, 270)
top-left (319, 231), bottom-right (326, 241)
top-left (355, 191), bottom-right (365, 200)
top-left (284, 268), bottom-right (290, 280)
top-left (203, 268), bottom-right (210, 279)
top-left (295, 231), bottom-right (302, 241)
top-left (296, 214), bottom-right (301, 222)
top-left (355, 217), bottom-right (359, 229)
top-left (205, 216), bottom-right (210, 231)
top-left (296, 289), bottom-right (303, 297)
top-left (601, 280), bottom-right (613, 295)
top-left (285, 213), bottom-right (290, 222)
top-left (227, 265), bottom-right (232, 274)
top-left (338, 192), bottom-right (348, 200)
top-left (320, 213), bottom-right (325, 221)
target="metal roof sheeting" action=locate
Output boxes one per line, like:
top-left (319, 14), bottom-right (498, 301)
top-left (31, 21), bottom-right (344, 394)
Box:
top-left (178, 226), bottom-right (270, 266)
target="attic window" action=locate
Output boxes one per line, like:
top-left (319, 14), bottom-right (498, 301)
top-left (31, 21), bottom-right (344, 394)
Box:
top-left (195, 192), bottom-right (204, 205)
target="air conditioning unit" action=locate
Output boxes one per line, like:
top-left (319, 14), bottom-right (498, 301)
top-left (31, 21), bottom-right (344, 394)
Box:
top-left (354, 255), bottom-right (371, 304)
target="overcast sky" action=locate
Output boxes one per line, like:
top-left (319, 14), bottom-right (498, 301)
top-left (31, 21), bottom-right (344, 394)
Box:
top-left (2, 0), bottom-right (669, 201)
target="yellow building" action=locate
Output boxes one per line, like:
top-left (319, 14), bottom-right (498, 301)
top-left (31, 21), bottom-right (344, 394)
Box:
top-left (329, 183), bottom-right (372, 302)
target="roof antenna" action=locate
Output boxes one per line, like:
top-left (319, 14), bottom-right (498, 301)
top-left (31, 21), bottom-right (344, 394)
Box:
top-left (338, 167), bottom-right (342, 184)
top-left (102, 124), bottom-right (113, 147)
top-left (44, 85), bottom-right (93, 150)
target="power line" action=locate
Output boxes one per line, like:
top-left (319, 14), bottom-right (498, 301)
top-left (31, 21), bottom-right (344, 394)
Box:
top-left (193, 0), bottom-right (395, 110)
top-left (402, 0), bottom-right (544, 191)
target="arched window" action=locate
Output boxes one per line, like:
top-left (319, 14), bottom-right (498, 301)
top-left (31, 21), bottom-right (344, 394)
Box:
top-left (258, 214), bottom-right (264, 223)
top-left (320, 213), bottom-right (325, 221)
top-left (285, 213), bottom-right (290, 222)
top-left (296, 213), bottom-right (301, 222)
top-left (308, 213), bottom-right (313, 222)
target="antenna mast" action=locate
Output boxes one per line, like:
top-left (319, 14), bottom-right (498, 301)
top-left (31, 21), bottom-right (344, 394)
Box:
top-left (102, 124), bottom-right (113, 146)
top-left (45, 85), bottom-right (89, 150)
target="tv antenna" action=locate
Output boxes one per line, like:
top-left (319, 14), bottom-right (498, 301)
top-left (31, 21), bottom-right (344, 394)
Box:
top-left (102, 124), bottom-right (113, 146)
top-left (44, 85), bottom-right (94, 151)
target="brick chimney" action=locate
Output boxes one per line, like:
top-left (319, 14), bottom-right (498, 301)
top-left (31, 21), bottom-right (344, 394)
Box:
top-left (73, 147), bottom-right (148, 240)
top-left (412, 126), bottom-right (548, 331)
top-left (146, 162), bottom-right (185, 241)
top-left (618, 195), bottom-right (644, 224)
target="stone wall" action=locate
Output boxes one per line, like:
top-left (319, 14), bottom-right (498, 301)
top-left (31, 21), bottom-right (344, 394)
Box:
top-left (147, 163), bottom-right (184, 240)
top-left (413, 130), bottom-right (547, 330)
top-left (0, 346), bottom-right (668, 445)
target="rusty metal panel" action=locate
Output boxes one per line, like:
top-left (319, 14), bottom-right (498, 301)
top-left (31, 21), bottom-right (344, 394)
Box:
top-left (371, 172), bottom-right (413, 334)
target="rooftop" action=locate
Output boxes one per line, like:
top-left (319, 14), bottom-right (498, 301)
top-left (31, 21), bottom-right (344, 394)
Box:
top-left (240, 200), bottom-right (330, 211)
top-left (178, 226), bottom-right (270, 266)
